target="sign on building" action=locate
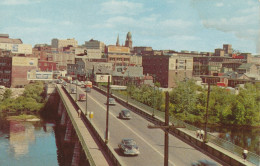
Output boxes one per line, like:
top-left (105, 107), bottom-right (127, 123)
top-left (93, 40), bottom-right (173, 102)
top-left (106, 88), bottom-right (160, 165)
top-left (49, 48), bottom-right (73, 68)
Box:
top-left (27, 70), bottom-right (53, 80)
top-left (94, 74), bottom-right (112, 83)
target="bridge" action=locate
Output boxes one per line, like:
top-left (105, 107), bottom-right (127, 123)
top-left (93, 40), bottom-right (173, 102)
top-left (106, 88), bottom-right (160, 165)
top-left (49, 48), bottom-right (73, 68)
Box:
top-left (49, 83), bottom-right (259, 166)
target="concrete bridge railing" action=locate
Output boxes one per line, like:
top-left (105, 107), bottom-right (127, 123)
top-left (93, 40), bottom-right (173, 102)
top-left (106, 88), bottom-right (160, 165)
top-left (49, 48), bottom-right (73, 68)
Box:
top-left (58, 85), bottom-right (124, 166)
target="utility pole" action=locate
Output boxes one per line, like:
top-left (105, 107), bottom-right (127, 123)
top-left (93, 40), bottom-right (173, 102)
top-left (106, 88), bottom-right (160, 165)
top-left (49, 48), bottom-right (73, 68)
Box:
top-left (127, 71), bottom-right (129, 104)
top-left (148, 92), bottom-right (185, 166)
top-left (204, 82), bottom-right (211, 142)
top-left (105, 76), bottom-right (110, 144)
top-left (85, 86), bottom-right (88, 116)
top-left (152, 74), bottom-right (156, 116)
top-left (76, 80), bottom-right (78, 101)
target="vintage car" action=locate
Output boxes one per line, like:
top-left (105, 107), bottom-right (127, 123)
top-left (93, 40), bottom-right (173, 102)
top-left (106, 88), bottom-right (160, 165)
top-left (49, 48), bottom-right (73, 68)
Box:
top-left (118, 138), bottom-right (140, 156)
top-left (119, 109), bottom-right (131, 119)
top-left (191, 159), bottom-right (217, 166)
top-left (108, 98), bottom-right (116, 105)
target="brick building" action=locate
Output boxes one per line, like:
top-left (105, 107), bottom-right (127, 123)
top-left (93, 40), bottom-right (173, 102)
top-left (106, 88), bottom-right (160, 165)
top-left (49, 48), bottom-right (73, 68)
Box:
top-left (142, 55), bottom-right (193, 88)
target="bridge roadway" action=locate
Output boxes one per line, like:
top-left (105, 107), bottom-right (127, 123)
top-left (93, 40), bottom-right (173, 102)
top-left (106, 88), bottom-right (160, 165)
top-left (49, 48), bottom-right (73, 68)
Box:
top-left (65, 84), bottom-right (222, 166)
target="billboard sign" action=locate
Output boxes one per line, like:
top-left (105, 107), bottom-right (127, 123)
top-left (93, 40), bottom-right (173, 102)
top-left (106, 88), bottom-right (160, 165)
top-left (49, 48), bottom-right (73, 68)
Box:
top-left (12, 57), bottom-right (38, 67)
top-left (95, 74), bottom-right (112, 83)
top-left (27, 71), bottom-right (53, 80)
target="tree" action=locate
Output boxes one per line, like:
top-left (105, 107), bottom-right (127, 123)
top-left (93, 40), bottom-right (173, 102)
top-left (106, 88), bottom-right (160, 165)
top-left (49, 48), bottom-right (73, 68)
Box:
top-left (169, 80), bottom-right (199, 121)
top-left (3, 89), bottom-right (12, 100)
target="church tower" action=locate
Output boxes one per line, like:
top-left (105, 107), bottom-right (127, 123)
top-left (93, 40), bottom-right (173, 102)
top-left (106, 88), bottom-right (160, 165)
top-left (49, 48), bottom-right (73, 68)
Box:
top-left (125, 32), bottom-right (132, 49)
top-left (116, 34), bottom-right (120, 46)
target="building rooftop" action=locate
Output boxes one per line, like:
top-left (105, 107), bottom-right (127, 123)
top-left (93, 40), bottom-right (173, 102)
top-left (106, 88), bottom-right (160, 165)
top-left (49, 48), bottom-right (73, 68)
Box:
top-left (237, 63), bottom-right (254, 69)
top-left (0, 37), bottom-right (23, 44)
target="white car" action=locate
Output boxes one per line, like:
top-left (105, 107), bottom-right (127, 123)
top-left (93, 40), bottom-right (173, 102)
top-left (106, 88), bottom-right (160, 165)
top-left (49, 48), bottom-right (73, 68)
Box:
top-left (0, 85), bottom-right (5, 89)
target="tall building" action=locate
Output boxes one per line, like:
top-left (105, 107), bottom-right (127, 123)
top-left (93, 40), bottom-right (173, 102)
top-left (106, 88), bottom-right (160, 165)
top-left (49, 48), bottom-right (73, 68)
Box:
top-left (125, 32), bottom-right (132, 49)
top-left (215, 48), bottom-right (224, 57)
top-left (223, 44), bottom-right (232, 54)
top-left (142, 55), bottom-right (193, 88)
top-left (85, 39), bottom-right (105, 53)
top-left (11, 57), bottom-right (38, 87)
top-left (51, 38), bottom-right (78, 48)
top-left (0, 34), bottom-right (32, 54)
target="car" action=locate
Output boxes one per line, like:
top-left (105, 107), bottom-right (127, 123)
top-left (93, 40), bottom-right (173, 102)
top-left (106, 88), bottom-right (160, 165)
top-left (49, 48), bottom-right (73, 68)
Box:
top-left (108, 98), bottom-right (116, 105)
top-left (85, 87), bottom-right (91, 92)
top-left (71, 88), bottom-right (76, 94)
top-left (62, 82), bottom-right (67, 86)
top-left (0, 85), bottom-right (5, 89)
top-left (118, 138), bottom-right (140, 156)
top-left (119, 109), bottom-right (131, 119)
top-left (191, 159), bottom-right (217, 166)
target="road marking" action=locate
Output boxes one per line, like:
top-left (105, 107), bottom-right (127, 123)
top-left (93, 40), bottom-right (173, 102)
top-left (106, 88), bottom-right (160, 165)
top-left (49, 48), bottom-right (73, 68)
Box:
top-left (87, 94), bottom-right (176, 166)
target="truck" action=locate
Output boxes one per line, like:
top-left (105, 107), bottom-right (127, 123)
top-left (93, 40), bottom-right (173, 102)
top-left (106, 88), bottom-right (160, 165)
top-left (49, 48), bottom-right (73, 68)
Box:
top-left (79, 93), bottom-right (86, 101)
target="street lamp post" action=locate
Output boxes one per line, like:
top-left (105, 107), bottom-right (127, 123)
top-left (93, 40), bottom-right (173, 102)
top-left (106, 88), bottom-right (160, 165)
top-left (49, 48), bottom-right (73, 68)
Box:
top-left (127, 71), bottom-right (129, 104)
top-left (152, 74), bottom-right (156, 116)
top-left (76, 80), bottom-right (78, 102)
top-left (85, 86), bottom-right (88, 116)
top-left (204, 82), bottom-right (211, 142)
top-left (105, 76), bottom-right (110, 144)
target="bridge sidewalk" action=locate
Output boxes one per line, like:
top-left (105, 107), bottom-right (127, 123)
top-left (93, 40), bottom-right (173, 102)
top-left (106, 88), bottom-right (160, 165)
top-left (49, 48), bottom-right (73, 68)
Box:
top-left (58, 85), bottom-right (114, 166)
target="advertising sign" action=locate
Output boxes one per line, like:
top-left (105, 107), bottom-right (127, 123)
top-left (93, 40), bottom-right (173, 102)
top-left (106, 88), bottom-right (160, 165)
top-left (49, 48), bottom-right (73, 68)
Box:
top-left (12, 57), bottom-right (38, 67)
top-left (95, 74), bottom-right (112, 83)
top-left (27, 71), bottom-right (53, 80)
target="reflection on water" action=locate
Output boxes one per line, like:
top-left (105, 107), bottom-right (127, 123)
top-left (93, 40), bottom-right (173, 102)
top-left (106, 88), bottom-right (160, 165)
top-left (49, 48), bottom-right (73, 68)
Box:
top-left (208, 126), bottom-right (260, 155)
top-left (0, 118), bottom-right (59, 166)
top-left (9, 121), bottom-right (35, 158)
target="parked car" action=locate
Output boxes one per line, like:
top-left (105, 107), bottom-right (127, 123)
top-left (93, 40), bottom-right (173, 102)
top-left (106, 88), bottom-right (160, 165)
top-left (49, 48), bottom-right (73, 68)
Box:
top-left (0, 85), bottom-right (5, 89)
top-left (85, 87), bottom-right (91, 93)
top-left (71, 88), bottom-right (76, 94)
top-left (62, 82), bottom-right (67, 86)
top-left (119, 109), bottom-right (131, 119)
top-left (191, 159), bottom-right (217, 166)
top-left (108, 98), bottom-right (116, 105)
top-left (79, 93), bottom-right (86, 101)
top-left (118, 138), bottom-right (140, 156)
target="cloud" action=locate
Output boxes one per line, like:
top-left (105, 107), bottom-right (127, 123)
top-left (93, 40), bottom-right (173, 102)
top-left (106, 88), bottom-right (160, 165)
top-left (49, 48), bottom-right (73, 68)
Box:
top-left (1, 0), bottom-right (41, 5)
top-left (100, 0), bottom-right (144, 15)
top-left (215, 2), bottom-right (224, 7)
top-left (59, 21), bottom-right (73, 26)
top-left (18, 17), bottom-right (50, 24)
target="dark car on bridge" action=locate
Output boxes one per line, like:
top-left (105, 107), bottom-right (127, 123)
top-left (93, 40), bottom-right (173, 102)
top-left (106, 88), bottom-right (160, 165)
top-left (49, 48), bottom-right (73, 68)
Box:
top-left (108, 98), bottom-right (116, 105)
top-left (119, 109), bottom-right (131, 119)
top-left (85, 87), bottom-right (91, 93)
top-left (118, 138), bottom-right (140, 156)
top-left (191, 159), bottom-right (217, 166)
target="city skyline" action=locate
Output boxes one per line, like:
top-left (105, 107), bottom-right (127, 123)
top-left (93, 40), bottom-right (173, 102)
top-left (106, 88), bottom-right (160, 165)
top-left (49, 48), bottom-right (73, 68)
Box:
top-left (0, 0), bottom-right (259, 54)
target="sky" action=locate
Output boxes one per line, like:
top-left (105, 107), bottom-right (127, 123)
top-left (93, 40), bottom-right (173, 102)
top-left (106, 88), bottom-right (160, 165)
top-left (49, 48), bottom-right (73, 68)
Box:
top-left (0, 0), bottom-right (259, 54)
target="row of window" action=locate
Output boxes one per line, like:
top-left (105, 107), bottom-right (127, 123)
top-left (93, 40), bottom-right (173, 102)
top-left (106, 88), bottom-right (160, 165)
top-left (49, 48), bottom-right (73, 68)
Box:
top-left (109, 58), bottom-right (129, 61)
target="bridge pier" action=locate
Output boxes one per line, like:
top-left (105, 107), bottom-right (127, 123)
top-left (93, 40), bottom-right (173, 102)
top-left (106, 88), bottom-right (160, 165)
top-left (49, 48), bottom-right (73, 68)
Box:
top-left (64, 120), bottom-right (73, 142)
top-left (58, 100), bottom-right (63, 116)
top-left (71, 139), bottom-right (81, 166)
top-left (60, 109), bottom-right (67, 126)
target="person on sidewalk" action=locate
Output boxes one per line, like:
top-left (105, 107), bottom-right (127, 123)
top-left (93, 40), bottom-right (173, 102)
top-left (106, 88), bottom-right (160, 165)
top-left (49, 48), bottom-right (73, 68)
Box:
top-left (200, 130), bottom-right (205, 140)
top-left (242, 149), bottom-right (248, 162)
top-left (196, 130), bottom-right (200, 138)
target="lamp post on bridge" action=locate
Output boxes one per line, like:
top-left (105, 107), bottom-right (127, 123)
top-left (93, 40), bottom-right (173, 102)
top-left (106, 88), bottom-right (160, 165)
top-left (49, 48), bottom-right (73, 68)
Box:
top-left (148, 92), bottom-right (185, 166)
top-left (105, 76), bottom-right (110, 144)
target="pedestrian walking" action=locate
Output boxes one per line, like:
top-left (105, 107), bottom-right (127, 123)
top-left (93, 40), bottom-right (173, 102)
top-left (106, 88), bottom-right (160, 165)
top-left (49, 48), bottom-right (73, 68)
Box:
top-left (242, 149), bottom-right (248, 162)
top-left (200, 130), bottom-right (204, 140)
top-left (196, 130), bottom-right (200, 138)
